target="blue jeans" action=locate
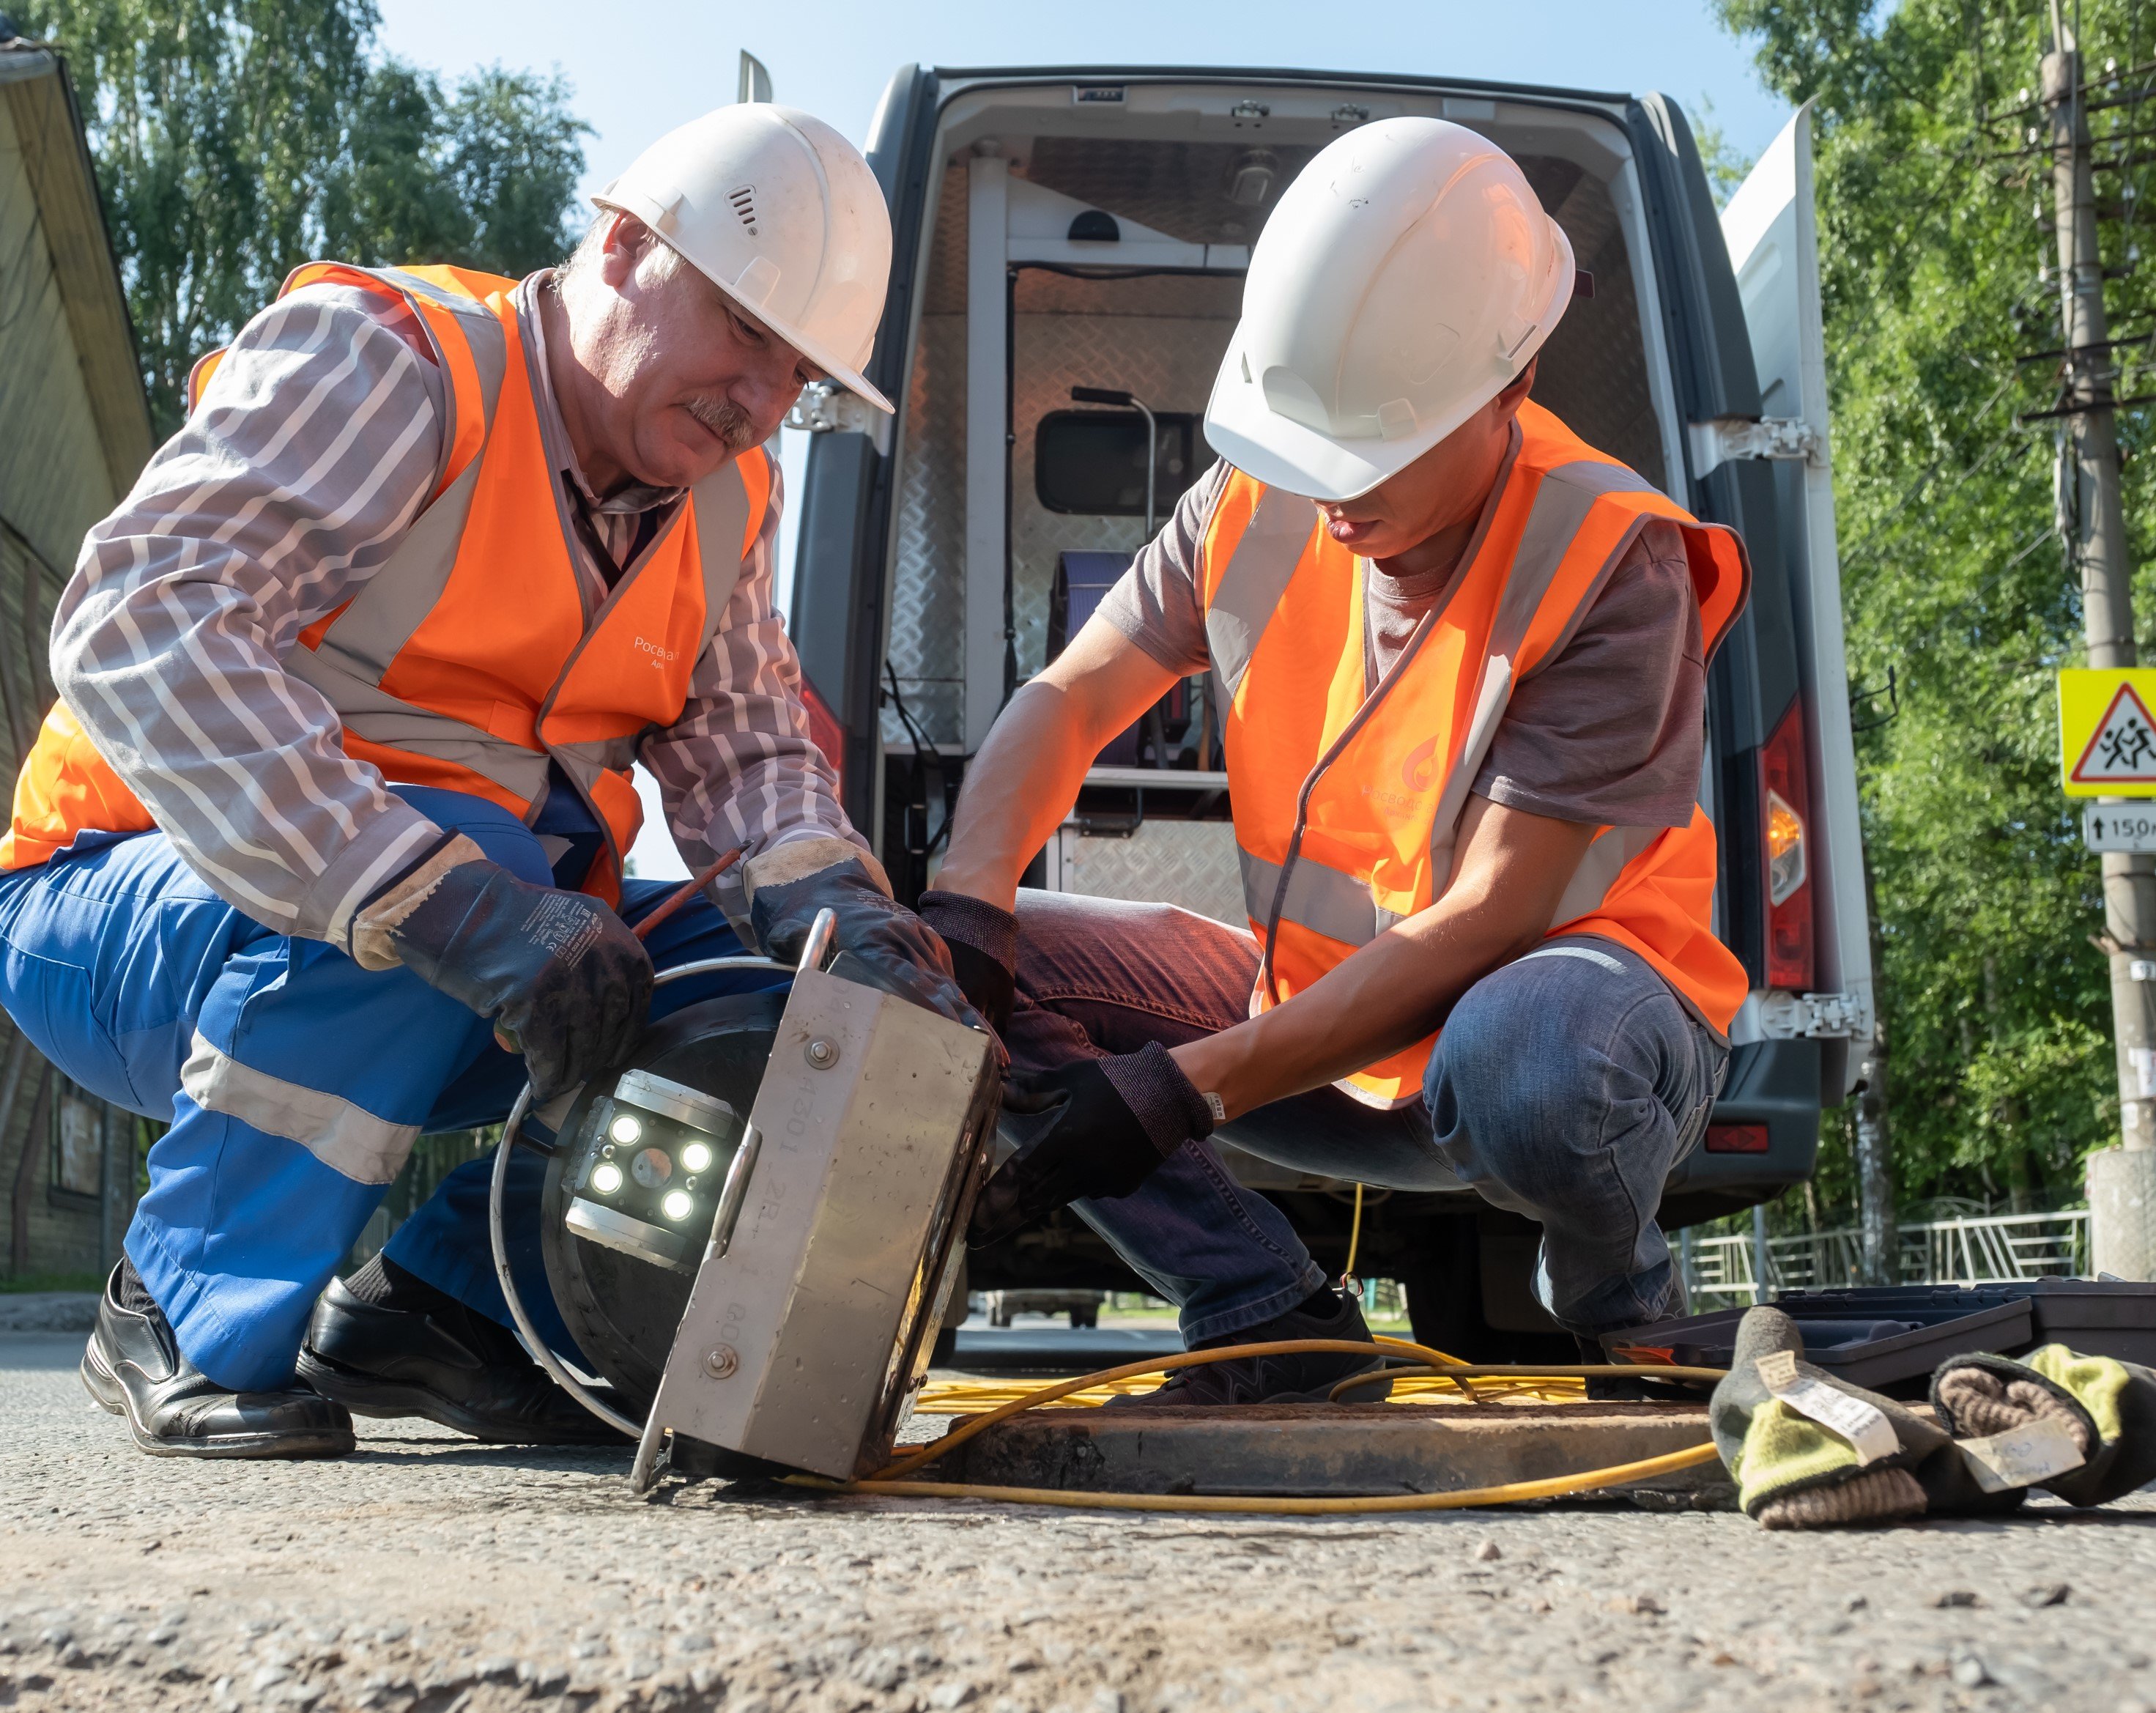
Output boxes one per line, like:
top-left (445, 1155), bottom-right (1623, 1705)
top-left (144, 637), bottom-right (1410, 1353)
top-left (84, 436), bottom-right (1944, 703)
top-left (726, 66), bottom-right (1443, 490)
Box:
top-left (0, 788), bottom-right (788, 1390)
top-left (1008, 889), bottom-right (1727, 1340)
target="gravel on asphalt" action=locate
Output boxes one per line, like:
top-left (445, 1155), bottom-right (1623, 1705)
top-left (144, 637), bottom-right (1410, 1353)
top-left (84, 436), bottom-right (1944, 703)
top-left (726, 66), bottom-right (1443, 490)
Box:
top-left (5, 1330), bottom-right (2154, 1713)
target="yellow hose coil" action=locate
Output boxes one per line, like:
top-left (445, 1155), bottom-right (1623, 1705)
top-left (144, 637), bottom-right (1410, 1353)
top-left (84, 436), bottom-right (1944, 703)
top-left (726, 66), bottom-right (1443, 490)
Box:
top-left (781, 1339), bottom-right (1726, 1516)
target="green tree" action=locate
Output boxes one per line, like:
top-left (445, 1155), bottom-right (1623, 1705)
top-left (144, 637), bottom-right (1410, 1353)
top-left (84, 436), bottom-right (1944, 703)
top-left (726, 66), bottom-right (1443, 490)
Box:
top-left (18, 0), bottom-right (588, 432)
top-left (1711, 0), bottom-right (2156, 1217)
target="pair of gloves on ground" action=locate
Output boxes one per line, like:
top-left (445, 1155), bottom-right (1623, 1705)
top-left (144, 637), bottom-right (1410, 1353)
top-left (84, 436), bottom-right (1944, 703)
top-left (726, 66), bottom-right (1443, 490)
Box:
top-left (1711, 1305), bottom-right (2156, 1528)
top-left (349, 842), bottom-right (1201, 1238)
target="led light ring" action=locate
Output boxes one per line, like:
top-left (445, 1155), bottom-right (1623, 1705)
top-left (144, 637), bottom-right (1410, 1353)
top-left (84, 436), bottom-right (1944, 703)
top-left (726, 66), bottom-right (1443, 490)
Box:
top-left (589, 1161), bottom-right (625, 1196)
top-left (487, 950), bottom-right (798, 1442)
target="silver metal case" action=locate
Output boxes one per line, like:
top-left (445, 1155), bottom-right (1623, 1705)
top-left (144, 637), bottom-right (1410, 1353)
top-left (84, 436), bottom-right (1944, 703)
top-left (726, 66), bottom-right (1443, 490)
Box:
top-left (641, 963), bottom-right (999, 1481)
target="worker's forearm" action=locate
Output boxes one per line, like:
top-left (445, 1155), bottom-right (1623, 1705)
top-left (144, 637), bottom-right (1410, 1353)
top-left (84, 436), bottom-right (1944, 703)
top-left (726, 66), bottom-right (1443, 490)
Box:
top-left (1168, 882), bottom-right (1541, 1117)
top-left (931, 681), bottom-right (1097, 911)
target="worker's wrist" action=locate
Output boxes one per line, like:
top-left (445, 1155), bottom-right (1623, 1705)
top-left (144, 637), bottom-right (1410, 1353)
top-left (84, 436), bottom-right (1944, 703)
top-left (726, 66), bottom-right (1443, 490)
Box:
top-left (922, 854), bottom-right (1020, 915)
top-left (1168, 1031), bottom-right (1256, 1123)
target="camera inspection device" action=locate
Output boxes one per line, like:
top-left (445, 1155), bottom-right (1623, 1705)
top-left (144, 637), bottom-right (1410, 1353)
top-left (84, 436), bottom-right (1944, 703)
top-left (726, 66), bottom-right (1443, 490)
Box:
top-left (488, 910), bottom-right (1001, 1490)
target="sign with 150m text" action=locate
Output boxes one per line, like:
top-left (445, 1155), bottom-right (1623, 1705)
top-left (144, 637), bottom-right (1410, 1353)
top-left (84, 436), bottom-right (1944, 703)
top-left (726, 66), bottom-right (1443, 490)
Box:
top-left (2060, 668), bottom-right (2156, 799)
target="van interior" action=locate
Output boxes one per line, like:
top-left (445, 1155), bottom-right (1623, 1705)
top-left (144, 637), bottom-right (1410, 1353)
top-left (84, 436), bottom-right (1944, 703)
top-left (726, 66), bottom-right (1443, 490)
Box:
top-left (881, 80), bottom-right (1685, 840)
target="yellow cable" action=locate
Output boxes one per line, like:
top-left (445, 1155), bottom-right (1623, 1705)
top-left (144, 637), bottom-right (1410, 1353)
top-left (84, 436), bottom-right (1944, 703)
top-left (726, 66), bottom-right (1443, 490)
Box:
top-left (913, 1369), bottom-right (1593, 1414)
top-left (872, 1340), bottom-right (1726, 1505)
top-left (1343, 1182), bottom-right (1365, 1284)
top-left (808, 1443), bottom-right (1724, 1515)
top-left (879, 1336), bottom-right (1472, 1482)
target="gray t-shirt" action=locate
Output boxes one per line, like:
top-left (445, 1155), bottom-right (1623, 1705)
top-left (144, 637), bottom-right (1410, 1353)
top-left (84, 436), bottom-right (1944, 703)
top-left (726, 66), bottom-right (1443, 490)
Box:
top-left (1095, 459), bottom-right (1706, 829)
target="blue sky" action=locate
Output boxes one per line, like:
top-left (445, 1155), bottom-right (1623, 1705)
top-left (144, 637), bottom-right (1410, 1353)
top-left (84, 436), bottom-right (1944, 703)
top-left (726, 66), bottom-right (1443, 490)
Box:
top-left (374, 1), bottom-right (1791, 194)
top-left (369, 1), bottom-right (1789, 877)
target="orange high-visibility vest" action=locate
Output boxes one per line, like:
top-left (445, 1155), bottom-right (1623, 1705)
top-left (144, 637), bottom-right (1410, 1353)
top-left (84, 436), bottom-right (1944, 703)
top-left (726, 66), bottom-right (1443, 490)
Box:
top-left (1, 264), bottom-right (773, 906)
top-left (1201, 401), bottom-right (1752, 1109)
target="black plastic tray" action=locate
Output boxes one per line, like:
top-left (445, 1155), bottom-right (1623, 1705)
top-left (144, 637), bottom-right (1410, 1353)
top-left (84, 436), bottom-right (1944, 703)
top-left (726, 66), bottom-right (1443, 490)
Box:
top-left (1602, 1279), bottom-right (2156, 1396)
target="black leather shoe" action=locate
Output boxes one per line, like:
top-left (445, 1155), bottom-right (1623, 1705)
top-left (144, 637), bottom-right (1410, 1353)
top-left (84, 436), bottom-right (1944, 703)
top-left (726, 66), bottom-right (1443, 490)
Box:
top-left (79, 1265), bottom-right (355, 1458)
top-left (297, 1278), bottom-right (628, 1446)
top-left (1105, 1287), bottom-right (1394, 1409)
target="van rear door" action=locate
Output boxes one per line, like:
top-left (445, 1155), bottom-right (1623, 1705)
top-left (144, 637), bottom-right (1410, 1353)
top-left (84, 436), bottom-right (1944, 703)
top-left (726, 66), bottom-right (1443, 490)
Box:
top-left (789, 64), bottom-right (941, 835)
top-left (1719, 104), bottom-right (1875, 1095)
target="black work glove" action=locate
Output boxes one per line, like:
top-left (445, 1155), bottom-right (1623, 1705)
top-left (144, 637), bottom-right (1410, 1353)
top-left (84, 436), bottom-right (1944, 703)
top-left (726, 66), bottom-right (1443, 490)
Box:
top-left (914, 890), bottom-right (1018, 1036)
top-left (364, 846), bottom-right (653, 1105)
top-left (746, 840), bottom-right (985, 1033)
top-left (969, 1044), bottom-right (1213, 1248)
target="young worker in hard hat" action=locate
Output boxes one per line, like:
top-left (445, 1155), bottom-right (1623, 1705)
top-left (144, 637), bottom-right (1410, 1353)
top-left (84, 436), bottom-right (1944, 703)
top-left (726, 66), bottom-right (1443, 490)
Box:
top-left (921, 117), bottom-right (1749, 1403)
top-left (0, 105), bottom-right (979, 1457)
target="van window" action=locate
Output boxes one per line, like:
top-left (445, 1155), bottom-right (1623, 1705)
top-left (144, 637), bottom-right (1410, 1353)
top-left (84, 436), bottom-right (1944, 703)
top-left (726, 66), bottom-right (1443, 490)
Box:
top-left (1034, 408), bottom-right (1203, 518)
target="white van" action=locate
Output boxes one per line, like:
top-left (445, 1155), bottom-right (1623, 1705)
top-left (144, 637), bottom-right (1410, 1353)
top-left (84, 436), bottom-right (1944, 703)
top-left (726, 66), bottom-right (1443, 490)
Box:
top-left (786, 65), bottom-right (1872, 1355)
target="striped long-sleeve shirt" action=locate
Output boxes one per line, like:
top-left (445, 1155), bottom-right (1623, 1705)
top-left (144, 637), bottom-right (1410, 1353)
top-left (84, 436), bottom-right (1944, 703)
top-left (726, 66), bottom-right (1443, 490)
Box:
top-left (50, 270), bottom-right (861, 945)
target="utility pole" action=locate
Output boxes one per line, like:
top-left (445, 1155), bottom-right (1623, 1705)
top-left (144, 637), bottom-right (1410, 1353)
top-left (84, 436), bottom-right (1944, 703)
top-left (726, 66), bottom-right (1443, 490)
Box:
top-left (1853, 854), bottom-right (1897, 1284)
top-left (2047, 3), bottom-right (2156, 1276)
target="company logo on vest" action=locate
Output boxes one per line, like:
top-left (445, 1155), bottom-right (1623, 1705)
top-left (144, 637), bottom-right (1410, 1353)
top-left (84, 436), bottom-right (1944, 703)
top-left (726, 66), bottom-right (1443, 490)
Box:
top-left (1401, 736), bottom-right (1440, 793)
top-left (634, 635), bottom-right (681, 669)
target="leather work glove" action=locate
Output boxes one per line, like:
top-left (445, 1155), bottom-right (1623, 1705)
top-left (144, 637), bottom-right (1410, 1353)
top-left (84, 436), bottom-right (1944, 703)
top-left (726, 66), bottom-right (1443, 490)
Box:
top-left (744, 838), bottom-right (985, 1033)
top-left (969, 1044), bottom-right (1213, 1248)
top-left (349, 833), bottom-right (653, 1104)
top-left (1932, 1345), bottom-right (2156, 1508)
top-left (1709, 1306), bottom-right (2012, 1529)
top-left (914, 889), bottom-right (1018, 1037)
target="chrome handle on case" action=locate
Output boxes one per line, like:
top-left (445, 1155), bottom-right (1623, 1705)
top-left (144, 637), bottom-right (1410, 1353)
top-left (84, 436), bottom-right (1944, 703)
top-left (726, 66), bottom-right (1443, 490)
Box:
top-left (800, 906), bottom-right (839, 974)
top-left (708, 1122), bottom-right (762, 1259)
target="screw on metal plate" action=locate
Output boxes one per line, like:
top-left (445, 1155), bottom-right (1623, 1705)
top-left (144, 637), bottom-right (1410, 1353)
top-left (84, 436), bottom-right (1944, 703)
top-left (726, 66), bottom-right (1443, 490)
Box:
top-left (702, 1345), bottom-right (739, 1380)
top-left (805, 1037), bottom-right (839, 1070)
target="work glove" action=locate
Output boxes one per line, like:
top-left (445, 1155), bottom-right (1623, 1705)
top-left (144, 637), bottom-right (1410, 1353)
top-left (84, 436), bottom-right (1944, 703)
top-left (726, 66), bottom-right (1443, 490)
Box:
top-left (1711, 1306), bottom-right (1993, 1529)
top-left (744, 838), bottom-right (985, 1034)
top-left (914, 889), bottom-right (1018, 1037)
top-left (349, 833), bottom-right (653, 1105)
top-left (1932, 1345), bottom-right (2156, 1508)
top-left (969, 1044), bottom-right (1212, 1248)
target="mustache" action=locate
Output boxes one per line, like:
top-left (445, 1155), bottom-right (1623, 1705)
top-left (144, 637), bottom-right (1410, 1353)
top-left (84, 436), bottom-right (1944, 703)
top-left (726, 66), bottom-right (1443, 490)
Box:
top-left (683, 393), bottom-right (757, 452)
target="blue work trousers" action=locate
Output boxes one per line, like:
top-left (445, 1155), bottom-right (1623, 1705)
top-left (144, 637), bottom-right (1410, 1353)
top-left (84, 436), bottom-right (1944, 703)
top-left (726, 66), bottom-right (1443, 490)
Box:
top-left (1006, 889), bottom-right (1728, 1342)
top-left (0, 788), bottom-right (786, 1390)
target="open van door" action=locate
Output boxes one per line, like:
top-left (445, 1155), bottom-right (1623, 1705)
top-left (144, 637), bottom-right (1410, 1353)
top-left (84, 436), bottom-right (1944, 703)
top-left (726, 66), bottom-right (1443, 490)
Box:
top-left (1719, 104), bottom-right (1876, 1096)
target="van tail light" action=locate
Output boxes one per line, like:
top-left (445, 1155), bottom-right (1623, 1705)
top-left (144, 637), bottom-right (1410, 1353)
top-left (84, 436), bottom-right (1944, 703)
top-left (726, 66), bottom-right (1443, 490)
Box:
top-left (802, 681), bottom-right (845, 794)
top-left (1705, 1122), bottom-right (1771, 1153)
top-left (1760, 700), bottom-right (1814, 990)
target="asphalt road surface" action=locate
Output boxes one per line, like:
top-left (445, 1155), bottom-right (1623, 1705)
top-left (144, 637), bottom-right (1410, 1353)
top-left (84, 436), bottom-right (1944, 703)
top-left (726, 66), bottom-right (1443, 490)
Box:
top-left (6, 1324), bottom-right (2155, 1713)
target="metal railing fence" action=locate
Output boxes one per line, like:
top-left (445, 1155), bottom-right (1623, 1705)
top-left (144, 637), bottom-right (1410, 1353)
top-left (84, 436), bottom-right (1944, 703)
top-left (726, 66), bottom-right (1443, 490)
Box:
top-left (1680, 1209), bottom-right (2092, 1307)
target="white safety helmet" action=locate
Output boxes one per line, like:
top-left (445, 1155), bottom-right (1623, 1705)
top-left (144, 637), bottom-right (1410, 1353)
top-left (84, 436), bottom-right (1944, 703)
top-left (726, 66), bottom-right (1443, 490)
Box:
top-left (593, 103), bottom-right (895, 413)
top-left (1204, 117), bottom-right (1574, 502)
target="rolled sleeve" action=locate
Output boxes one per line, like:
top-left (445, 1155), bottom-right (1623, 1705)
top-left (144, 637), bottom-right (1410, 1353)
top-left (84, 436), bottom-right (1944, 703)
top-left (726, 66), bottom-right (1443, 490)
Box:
top-left (51, 284), bottom-right (451, 941)
top-left (1472, 520), bottom-right (1707, 829)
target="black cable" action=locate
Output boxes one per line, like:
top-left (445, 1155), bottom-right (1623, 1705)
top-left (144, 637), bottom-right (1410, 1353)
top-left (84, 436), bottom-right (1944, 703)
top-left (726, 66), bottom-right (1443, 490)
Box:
top-left (882, 661), bottom-right (956, 859)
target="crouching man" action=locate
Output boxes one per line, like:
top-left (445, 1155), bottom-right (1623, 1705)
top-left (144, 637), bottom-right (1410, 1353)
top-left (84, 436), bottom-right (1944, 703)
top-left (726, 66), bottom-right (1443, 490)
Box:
top-left (919, 118), bottom-right (1749, 1404)
top-left (0, 104), bottom-right (977, 1457)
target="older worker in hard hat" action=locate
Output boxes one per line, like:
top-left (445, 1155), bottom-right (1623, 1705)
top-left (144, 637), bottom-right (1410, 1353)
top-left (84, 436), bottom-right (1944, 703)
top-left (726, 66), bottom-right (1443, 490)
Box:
top-left (0, 105), bottom-right (979, 1457)
top-left (918, 117), bottom-right (1750, 1404)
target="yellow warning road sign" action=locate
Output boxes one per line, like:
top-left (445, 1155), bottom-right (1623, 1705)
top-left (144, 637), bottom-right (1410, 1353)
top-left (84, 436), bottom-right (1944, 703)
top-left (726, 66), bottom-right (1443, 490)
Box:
top-left (2061, 668), bottom-right (2156, 796)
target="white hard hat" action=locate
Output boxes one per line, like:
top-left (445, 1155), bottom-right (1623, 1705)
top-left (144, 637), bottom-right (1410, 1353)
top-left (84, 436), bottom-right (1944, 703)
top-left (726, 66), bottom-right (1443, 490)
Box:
top-left (593, 104), bottom-right (895, 413)
top-left (1204, 117), bottom-right (1574, 502)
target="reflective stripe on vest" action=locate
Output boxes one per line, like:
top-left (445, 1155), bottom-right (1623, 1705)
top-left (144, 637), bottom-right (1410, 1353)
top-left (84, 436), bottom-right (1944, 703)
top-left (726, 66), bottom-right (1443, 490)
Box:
top-left (2, 263), bottom-right (772, 907)
top-left (1200, 400), bottom-right (1751, 1108)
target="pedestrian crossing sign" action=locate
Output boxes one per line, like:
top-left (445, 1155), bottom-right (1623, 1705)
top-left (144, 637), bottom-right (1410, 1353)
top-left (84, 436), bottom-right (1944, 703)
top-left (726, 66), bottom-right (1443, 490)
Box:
top-left (2061, 668), bottom-right (2156, 796)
